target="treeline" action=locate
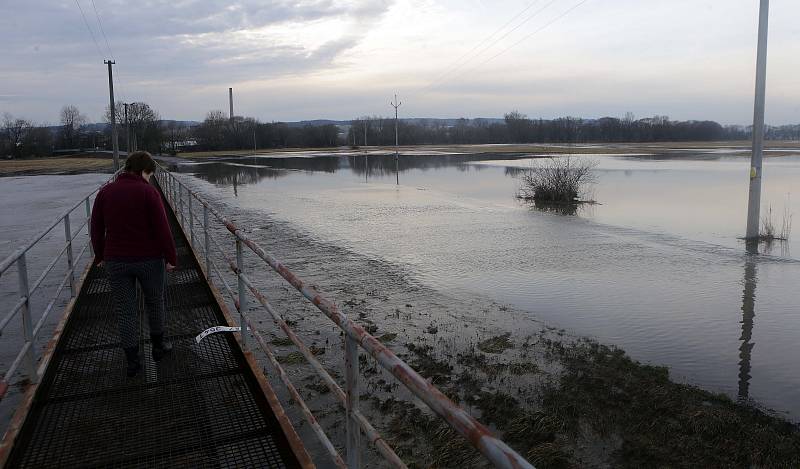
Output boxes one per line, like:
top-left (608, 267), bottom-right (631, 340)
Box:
top-left (1, 103), bottom-right (170, 158)
top-left (0, 103), bottom-right (342, 158)
top-left (347, 112), bottom-right (760, 145)
top-left (193, 110), bottom-right (339, 151)
top-left (4, 105), bottom-right (799, 159)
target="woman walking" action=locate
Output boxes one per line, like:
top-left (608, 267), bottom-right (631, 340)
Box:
top-left (91, 151), bottom-right (177, 377)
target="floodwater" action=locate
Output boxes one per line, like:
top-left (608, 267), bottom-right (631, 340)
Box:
top-left (178, 148), bottom-right (800, 421)
top-left (0, 173), bottom-right (110, 424)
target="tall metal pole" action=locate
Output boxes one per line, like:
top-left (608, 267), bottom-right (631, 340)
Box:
top-left (390, 94), bottom-right (402, 185)
top-left (746, 0), bottom-right (770, 240)
top-left (105, 60), bottom-right (119, 171)
top-left (229, 87), bottom-right (234, 122)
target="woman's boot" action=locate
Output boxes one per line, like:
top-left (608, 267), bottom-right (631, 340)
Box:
top-left (151, 333), bottom-right (173, 361)
top-left (123, 346), bottom-right (140, 377)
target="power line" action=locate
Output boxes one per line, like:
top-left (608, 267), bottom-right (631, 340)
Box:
top-left (89, 0), bottom-right (128, 106)
top-left (419, 0), bottom-right (544, 90)
top-left (417, 0), bottom-right (560, 94)
top-left (480, 0), bottom-right (591, 69)
top-left (426, 0), bottom-right (592, 94)
top-left (74, 0), bottom-right (104, 57)
top-left (90, 0), bottom-right (114, 60)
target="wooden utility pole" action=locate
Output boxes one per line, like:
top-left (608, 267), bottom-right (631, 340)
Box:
top-left (105, 60), bottom-right (119, 171)
top-left (390, 94), bottom-right (402, 185)
top-left (746, 0), bottom-right (770, 240)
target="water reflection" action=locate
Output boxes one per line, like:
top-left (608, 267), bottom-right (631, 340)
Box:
top-left (186, 162), bottom-right (289, 186)
top-left (181, 153), bottom-right (511, 187)
top-left (738, 243), bottom-right (758, 402)
top-left (530, 200), bottom-right (579, 216)
top-left (622, 154), bottom-right (724, 162)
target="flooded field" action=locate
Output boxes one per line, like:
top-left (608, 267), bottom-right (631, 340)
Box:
top-left (177, 145), bottom-right (800, 422)
top-left (1, 147), bottom-right (798, 466)
top-left (0, 174), bottom-right (111, 425)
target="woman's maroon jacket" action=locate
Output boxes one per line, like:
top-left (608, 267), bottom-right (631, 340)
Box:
top-left (90, 172), bottom-right (178, 266)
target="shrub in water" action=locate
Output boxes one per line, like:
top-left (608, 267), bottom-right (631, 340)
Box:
top-left (518, 156), bottom-right (597, 205)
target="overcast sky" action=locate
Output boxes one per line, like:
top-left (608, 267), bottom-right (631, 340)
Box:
top-left (1, 0), bottom-right (799, 125)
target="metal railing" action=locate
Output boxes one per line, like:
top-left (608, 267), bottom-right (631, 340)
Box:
top-left (0, 172), bottom-right (118, 399)
top-left (155, 167), bottom-right (534, 469)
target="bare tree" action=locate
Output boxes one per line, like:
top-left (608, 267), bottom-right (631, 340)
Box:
top-left (504, 110), bottom-right (532, 143)
top-left (2, 113), bottom-right (33, 158)
top-left (195, 110), bottom-right (228, 150)
top-left (60, 105), bottom-right (87, 149)
top-left (106, 102), bottom-right (162, 152)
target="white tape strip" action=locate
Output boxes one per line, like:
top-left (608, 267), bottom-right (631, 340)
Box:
top-left (195, 326), bottom-right (241, 344)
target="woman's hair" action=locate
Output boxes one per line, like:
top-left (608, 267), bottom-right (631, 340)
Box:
top-left (124, 151), bottom-right (156, 174)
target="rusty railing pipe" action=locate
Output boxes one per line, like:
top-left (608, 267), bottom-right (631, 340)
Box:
top-left (159, 169), bottom-right (534, 469)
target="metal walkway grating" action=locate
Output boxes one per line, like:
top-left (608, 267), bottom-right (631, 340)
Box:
top-left (5, 184), bottom-right (303, 468)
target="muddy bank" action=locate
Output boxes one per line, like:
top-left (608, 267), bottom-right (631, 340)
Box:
top-left (194, 184), bottom-right (800, 468)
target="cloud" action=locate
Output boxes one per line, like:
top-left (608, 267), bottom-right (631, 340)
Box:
top-left (0, 0), bottom-right (394, 118)
top-left (1, 0), bottom-right (799, 124)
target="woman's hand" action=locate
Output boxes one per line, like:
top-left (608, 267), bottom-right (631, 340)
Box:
top-left (166, 263), bottom-right (176, 272)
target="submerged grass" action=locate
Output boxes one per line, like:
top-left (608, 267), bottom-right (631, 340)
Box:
top-left (378, 332), bottom-right (398, 343)
top-left (374, 398), bottom-right (486, 469)
top-left (539, 338), bottom-right (800, 468)
top-left (477, 333), bottom-right (514, 354)
top-left (374, 334), bottom-right (800, 468)
top-left (275, 351), bottom-right (306, 365)
top-left (404, 343), bottom-right (453, 386)
top-left (270, 337), bottom-right (294, 346)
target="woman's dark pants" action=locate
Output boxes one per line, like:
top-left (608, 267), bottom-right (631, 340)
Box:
top-left (105, 259), bottom-right (167, 349)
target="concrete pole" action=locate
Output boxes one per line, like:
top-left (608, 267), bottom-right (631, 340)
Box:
top-left (745, 0), bottom-right (770, 240)
top-left (105, 60), bottom-right (119, 171)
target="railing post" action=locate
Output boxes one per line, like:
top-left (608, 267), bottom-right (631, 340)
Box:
top-left (345, 335), bottom-right (361, 468)
top-left (204, 205), bottom-right (211, 283)
top-left (85, 197), bottom-right (93, 257)
top-left (63, 214), bottom-right (76, 297)
top-left (178, 184), bottom-right (185, 227)
top-left (236, 239), bottom-right (247, 349)
top-left (188, 193), bottom-right (194, 248)
top-left (16, 253), bottom-right (38, 383)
